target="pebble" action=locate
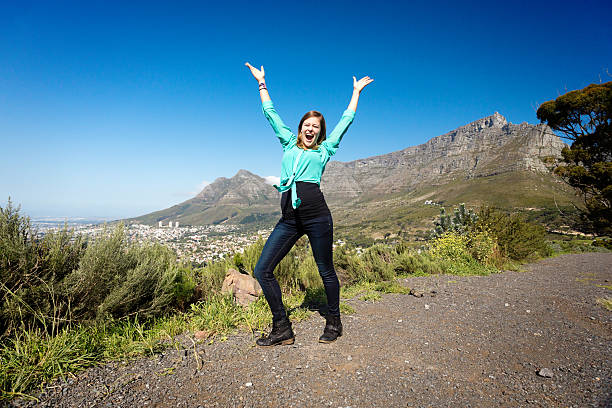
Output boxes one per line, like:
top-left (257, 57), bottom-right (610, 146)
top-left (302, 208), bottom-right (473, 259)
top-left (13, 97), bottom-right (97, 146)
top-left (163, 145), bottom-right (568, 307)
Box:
top-left (537, 368), bottom-right (554, 378)
top-left (245, 382), bottom-right (253, 387)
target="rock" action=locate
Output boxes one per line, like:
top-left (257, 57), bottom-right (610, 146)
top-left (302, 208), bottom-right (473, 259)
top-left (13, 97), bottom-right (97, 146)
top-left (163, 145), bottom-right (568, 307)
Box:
top-left (221, 268), bottom-right (263, 306)
top-left (410, 289), bottom-right (424, 297)
top-left (537, 368), bottom-right (554, 378)
top-left (195, 330), bottom-right (210, 340)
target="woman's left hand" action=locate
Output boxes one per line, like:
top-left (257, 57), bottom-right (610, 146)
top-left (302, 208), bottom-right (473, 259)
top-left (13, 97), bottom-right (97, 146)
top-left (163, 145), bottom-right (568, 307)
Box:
top-left (353, 76), bottom-right (374, 93)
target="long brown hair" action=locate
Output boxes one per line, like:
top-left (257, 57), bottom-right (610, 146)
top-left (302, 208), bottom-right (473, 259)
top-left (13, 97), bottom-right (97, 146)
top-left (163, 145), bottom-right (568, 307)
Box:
top-left (297, 111), bottom-right (326, 150)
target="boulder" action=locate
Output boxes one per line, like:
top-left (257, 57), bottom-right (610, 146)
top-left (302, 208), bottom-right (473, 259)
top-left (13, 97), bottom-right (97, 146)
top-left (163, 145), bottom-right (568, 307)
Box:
top-left (221, 268), bottom-right (263, 306)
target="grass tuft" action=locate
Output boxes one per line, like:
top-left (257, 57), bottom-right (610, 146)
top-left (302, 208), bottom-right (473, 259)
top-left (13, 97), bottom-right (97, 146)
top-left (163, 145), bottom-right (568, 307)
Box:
top-left (596, 297), bottom-right (612, 311)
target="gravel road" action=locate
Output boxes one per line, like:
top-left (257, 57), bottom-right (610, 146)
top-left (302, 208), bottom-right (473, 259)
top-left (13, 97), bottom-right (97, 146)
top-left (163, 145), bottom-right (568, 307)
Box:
top-left (9, 253), bottom-right (612, 407)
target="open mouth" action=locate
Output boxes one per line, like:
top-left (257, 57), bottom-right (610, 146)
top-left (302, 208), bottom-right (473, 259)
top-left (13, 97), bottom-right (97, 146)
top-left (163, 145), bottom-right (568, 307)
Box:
top-left (305, 134), bottom-right (315, 143)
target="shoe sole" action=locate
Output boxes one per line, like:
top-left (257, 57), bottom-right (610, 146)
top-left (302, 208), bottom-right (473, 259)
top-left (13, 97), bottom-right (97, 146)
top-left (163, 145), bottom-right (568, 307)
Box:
top-left (256, 337), bottom-right (295, 347)
top-left (318, 333), bottom-right (343, 344)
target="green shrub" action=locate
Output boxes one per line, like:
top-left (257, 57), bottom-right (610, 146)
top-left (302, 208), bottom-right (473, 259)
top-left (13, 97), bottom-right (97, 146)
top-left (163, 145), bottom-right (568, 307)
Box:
top-left (333, 245), bottom-right (365, 285)
top-left (593, 238), bottom-right (612, 250)
top-left (296, 256), bottom-right (323, 290)
top-left (432, 203), bottom-right (478, 238)
top-left (0, 200), bottom-right (88, 336)
top-left (476, 207), bottom-right (552, 260)
top-left (195, 258), bottom-right (231, 300)
top-left (97, 243), bottom-right (195, 320)
top-left (428, 232), bottom-right (496, 275)
top-left (359, 245), bottom-right (396, 282)
top-left (393, 251), bottom-right (444, 275)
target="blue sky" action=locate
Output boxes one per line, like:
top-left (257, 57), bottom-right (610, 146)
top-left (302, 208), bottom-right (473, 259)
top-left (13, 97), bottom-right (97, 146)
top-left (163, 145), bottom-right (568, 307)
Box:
top-left (1, 0), bottom-right (611, 218)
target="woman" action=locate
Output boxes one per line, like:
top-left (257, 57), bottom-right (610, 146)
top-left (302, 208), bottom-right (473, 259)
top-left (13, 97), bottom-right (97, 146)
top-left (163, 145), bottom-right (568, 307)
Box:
top-left (245, 62), bottom-right (373, 346)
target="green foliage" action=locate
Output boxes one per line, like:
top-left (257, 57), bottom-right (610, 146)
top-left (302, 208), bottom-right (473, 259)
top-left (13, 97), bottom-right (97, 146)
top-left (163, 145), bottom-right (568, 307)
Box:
top-left (593, 237), bottom-right (612, 250)
top-left (333, 244), bottom-right (366, 284)
top-left (597, 297), bottom-right (612, 311)
top-left (60, 225), bottom-right (195, 322)
top-left (62, 224), bottom-right (136, 321)
top-left (475, 207), bottom-right (552, 261)
top-left (393, 250), bottom-right (444, 275)
top-left (0, 200), bottom-right (198, 338)
top-left (432, 203), bottom-right (478, 238)
top-left (537, 81), bottom-right (612, 234)
top-left (339, 302), bottom-right (355, 314)
top-left (549, 238), bottom-right (611, 254)
top-left (359, 245), bottom-right (396, 282)
top-left (360, 290), bottom-right (382, 302)
top-left (373, 281), bottom-right (410, 294)
top-left (428, 232), bottom-right (496, 275)
top-left (0, 200), bottom-right (87, 337)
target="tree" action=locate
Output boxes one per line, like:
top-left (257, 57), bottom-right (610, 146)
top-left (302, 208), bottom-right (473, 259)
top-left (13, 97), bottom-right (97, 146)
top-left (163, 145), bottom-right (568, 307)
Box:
top-left (537, 82), bottom-right (611, 234)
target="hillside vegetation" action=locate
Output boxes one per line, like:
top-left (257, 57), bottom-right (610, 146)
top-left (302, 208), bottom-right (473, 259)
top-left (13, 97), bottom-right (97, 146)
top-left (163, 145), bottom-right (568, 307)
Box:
top-left (1, 199), bottom-right (607, 401)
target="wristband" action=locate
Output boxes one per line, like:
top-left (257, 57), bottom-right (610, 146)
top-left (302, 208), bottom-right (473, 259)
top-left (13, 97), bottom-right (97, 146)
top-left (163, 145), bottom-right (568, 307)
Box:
top-left (259, 82), bottom-right (267, 90)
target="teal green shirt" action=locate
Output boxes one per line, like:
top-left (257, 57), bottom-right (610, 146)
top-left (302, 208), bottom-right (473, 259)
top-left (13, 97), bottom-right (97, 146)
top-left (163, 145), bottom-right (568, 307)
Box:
top-left (262, 100), bottom-right (356, 209)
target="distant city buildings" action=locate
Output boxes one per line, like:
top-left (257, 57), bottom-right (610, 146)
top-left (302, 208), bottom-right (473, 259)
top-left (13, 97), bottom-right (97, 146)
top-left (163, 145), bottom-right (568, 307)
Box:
top-left (158, 220), bottom-right (180, 228)
top-left (37, 221), bottom-right (272, 266)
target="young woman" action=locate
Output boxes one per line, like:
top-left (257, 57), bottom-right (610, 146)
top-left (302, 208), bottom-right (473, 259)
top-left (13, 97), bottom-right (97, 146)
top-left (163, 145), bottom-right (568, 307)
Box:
top-left (245, 62), bottom-right (373, 346)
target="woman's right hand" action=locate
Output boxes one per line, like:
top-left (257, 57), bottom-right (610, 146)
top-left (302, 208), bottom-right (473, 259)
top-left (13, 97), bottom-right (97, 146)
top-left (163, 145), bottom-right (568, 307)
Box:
top-left (245, 62), bottom-right (265, 83)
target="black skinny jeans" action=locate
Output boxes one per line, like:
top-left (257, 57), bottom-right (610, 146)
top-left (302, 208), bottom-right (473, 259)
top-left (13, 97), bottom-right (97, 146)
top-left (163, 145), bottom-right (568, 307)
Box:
top-left (253, 214), bottom-right (339, 322)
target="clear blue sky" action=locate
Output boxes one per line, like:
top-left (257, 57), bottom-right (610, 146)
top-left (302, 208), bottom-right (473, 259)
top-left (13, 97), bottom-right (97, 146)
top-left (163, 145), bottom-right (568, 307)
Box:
top-left (1, 0), bottom-right (610, 218)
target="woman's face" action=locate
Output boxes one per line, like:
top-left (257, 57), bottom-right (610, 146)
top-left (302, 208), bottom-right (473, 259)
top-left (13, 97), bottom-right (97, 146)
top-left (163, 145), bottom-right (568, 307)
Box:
top-left (300, 117), bottom-right (321, 149)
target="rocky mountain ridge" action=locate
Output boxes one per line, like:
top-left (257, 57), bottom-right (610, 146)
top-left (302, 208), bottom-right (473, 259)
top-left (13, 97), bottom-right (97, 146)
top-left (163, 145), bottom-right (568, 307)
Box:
top-left (320, 112), bottom-right (565, 203)
top-left (130, 113), bottom-right (567, 226)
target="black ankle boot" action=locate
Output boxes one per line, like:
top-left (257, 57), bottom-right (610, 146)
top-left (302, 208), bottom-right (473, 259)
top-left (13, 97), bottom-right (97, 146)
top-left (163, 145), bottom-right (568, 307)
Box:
top-left (256, 317), bottom-right (295, 347)
top-left (318, 314), bottom-right (342, 343)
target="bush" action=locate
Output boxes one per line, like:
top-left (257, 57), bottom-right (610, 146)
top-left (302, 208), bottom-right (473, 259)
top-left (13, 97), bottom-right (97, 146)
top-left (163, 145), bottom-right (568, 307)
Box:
top-left (428, 232), bottom-right (497, 275)
top-left (62, 224), bottom-right (136, 321)
top-left (359, 245), bottom-right (396, 282)
top-left (1, 200), bottom-right (199, 337)
top-left (432, 203), bottom-right (478, 238)
top-left (393, 251), bottom-right (444, 275)
top-left (0, 200), bottom-right (87, 336)
top-left (476, 207), bottom-right (552, 261)
top-left (97, 244), bottom-right (195, 319)
top-left (332, 244), bottom-right (365, 284)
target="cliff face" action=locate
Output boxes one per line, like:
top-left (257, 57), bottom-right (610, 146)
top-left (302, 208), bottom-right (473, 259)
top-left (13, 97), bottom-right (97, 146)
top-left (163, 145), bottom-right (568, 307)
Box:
top-left (320, 113), bottom-right (566, 203)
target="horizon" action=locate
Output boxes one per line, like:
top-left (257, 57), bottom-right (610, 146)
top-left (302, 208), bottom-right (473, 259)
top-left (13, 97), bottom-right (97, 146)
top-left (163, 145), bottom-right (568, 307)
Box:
top-left (1, 0), bottom-right (611, 219)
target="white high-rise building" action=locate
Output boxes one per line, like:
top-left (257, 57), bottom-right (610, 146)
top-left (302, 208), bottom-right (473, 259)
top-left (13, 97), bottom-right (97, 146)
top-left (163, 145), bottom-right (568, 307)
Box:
top-left (175, 221), bottom-right (180, 228)
top-left (168, 221), bottom-right (173, 228)
top-left (158, 221), bottom-right (163, 228)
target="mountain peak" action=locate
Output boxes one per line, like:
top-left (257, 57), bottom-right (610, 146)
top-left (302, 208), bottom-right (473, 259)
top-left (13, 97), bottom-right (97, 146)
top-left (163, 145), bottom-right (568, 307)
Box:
top-left (474, 112), bottom-right (508, 129)
top-left (235, 169), bottom-right (255, 177)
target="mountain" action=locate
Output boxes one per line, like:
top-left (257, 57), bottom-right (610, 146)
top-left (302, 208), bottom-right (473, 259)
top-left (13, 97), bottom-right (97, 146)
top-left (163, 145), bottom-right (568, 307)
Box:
top-left (320, 112), bottom-right (565, 203)
top-left (130, 170), bottom-right (280, 226)
top-left (129, 113), bottom-right (577, 236)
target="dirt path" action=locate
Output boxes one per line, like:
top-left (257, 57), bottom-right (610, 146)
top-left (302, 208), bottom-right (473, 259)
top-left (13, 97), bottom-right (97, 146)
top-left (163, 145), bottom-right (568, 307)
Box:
top-left (11, 253), bottom-right (612, 407)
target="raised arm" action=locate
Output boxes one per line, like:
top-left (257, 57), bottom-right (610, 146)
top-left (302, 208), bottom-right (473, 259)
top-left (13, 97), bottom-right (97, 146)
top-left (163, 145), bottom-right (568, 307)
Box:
top-left (323, 75), bottom-right (374, 155)
top-left (347, 76), bottom-right (374, 112)
top-left (245, 62), bottom-right (270, 103)
top-left (245, 62), bottom-right (295, 149)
